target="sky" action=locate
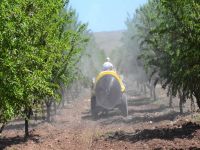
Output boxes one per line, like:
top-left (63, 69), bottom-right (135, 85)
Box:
top-left (69, 0), bottom-right (148, 32)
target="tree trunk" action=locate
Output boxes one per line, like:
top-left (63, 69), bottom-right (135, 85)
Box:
top-left (42, 104), bottom-right (46, 120)
top-left (66, 89), bottom-right (70, 104)
top-left (25, 107), bottom-right (32, 138)
top-left (197, 99), bottom-right (200, 110)
top-left (0, 123), bottom-right (6, 133)
top-left (62, 98), bottom-right (65, 108)
top-left (35, 110), bottom-right (38, 121)
top-left (178, 90), bottom-right (185, 114)
top-left (144, 84), bottom-right (147, 96)
top-left (153, 78), bottom-right (158, 101)
top-left (169, 86), bottom-right (173, 108)
top-left (169, 92), bottom-right (173, 108)
top-left (61, 86), bottom-right (65, 108)
top-left (191, 96), bottom-right (195, 112)
top-left (53, 101), bottom-right (57, 115)
top-left (194, 91), bottom-right (200, 109)
top-left (25, 118), bottom-right (29, 138)
top-left (179, 98), bottom-right (183, 114)
top-left (150, 87), bottom-right (153, 98)
top-left (153, 86), bottom-right (156, 101)
top-left (46, 101), bottom-right (52, 122)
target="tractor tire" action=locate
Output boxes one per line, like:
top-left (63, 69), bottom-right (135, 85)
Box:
top-left (120, 93), bottom-right (128, 117)
top-left (91, 96), bottom-right (98, 119)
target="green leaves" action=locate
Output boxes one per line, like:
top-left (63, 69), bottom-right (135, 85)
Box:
top-left (123, 0), bottom-right (200, 103)
top-left (0, 0), bottom-right (89, 125)
top-left (124, 0), bottom-right (200, 107)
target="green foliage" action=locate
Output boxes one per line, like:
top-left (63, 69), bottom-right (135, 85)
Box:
top-left (124, 0), bottom-right (200, 106)
top-left (0, 0), bottom-right (89, 126)
top-left (157, 0), bottom-right (200, 98)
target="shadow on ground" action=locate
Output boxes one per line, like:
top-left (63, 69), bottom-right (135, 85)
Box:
top-left (100, 111), bottom-right (190, 125)
top-left (128, 97), bottom-right (155, 106)
top-left (82, 96), bottom-right (158, 120)
top-left (128, 104), bottom-right (168, 115)
top-left (81, 103), bottom-right (186, 125)
top-left (104, 122), bottom-right (200, 142)
top-left (81, 109), bottom-right (123, 121)
top-left (4, 120), bottom-right (45, 131)
top-left (81, 95), bottom-right (191, 127)
top-left (0, 134), bottom-right (41, 149)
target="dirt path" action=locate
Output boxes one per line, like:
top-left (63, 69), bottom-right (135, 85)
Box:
top-left (1, 92), bottom-right (200, 150)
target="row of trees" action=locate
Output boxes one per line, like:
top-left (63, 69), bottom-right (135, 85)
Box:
top-left (79, 35), bottom-right (106, 83)
top-left (0, 0), bottom-right (90, 137)
top-left (119, 0), bottom-right (199, 112)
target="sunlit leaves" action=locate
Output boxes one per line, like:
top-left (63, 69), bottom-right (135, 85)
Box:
top-left (125, 0), bottom-right (200, 105)
top-left (0, 0), bottom-right (89, 125)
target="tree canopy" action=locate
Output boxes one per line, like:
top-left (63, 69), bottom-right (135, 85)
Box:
top-left (0, 0), bottom-right (90, 136)
top-left (121, 0), bottom-right (200, 107)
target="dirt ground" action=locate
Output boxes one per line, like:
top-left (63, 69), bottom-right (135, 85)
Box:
top-left (1, 88), bottom-right (200, 150)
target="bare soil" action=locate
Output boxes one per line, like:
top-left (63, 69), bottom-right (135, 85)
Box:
top-left (1, 89), bottom-right (200, 150)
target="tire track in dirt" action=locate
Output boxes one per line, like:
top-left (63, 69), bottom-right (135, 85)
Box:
top-left (51, 98), bottom-right (98, 150)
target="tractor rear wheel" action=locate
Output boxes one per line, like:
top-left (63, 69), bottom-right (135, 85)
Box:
top-left (91, 96), bottom-right (98, 118)
top-left (120, 93), bottom-right (128, 117)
